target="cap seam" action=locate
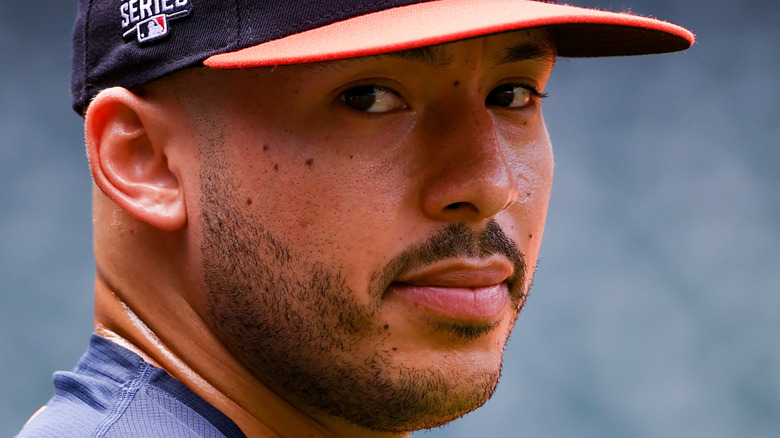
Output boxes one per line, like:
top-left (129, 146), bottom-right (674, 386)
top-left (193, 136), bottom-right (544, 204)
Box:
top-left (233, 0), bottom-right (242, 50)
top-left (81, 0), bottom-right (95, 109)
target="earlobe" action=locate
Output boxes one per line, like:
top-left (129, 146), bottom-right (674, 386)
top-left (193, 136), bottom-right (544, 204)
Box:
top-left (85, 87), bottom-right (187, 231)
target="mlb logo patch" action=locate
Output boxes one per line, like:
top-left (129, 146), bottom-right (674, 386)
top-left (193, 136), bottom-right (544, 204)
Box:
top-left (137, 15), bottom-right (168, 43)
top-left (121, 0), bottom-right (192, 44)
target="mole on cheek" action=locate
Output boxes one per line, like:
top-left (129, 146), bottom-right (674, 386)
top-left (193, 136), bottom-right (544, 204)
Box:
top-left (305, 158), bottom-right (314, 168)
top-left (453, 80), bottom-right (460, 87)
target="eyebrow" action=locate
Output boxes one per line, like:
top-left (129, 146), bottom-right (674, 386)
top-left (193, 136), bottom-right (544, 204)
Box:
top-left (496, 42), bottom-right (557, 65)
top-left (383, 41), bottom-right (555, 67)
top-left (383, 45), bottom-right (454, 67)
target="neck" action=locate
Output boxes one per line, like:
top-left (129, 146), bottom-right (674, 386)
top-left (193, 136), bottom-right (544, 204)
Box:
top-left (93, 276), bottom-right (323, 437)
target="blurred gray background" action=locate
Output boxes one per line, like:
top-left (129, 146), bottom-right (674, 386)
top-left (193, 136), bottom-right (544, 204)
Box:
top-left (1, 1), bottom-right (778, 437)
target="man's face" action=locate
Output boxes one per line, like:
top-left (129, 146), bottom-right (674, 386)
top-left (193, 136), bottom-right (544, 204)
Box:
top-left (182, 30), bottom-right (555, 432)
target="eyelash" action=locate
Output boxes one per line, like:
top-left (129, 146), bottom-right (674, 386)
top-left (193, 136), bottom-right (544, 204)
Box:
top-left (526, 85), bottom-right (549, 100)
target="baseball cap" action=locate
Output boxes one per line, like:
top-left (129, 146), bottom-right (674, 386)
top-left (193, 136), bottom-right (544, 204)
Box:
top-left (71, 0), bottom-right (694, 113)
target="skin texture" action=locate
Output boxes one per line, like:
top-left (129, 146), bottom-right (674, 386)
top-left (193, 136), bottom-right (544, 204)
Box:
top-left (85, 30), bottom-right (555, 438)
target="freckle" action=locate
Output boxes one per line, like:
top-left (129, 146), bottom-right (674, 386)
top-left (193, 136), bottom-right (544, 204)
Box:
top-left (274, 163), bottom-right (279, 171)
top-left (306, 158), bottom-right (314, 167)
top-left (349, 155), bottom-right (354, 159)
top-left (453, 80), bottom-right (460, 87)
top-left (246, 198), bottom-right (252, 206)
top-left (526, 191), bottom-right (531, 197)
top-left (383, 324), bottom-right (389, 330)
top-left (529, 233), bottom-right (533, 239)
top-left (392, 347), bottom-right (398, 351)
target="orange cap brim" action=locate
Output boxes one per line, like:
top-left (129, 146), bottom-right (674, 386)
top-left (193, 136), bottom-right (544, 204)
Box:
top-left (205, 0), bottom-right (694, 69)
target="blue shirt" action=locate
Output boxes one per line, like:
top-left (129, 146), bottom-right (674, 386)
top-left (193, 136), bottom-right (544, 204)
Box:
top-left (16, 335), bottom-right (246, 437)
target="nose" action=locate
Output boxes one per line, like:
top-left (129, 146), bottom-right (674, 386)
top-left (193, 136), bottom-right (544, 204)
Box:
top-left (418, 104), bottom-right (519, 223)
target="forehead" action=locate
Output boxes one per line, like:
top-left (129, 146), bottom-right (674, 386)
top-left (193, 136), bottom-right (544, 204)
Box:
top-left (301, 28), bottom-right (556, 71)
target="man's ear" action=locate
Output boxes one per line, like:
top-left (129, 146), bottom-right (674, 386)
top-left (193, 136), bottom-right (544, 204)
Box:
top-left (85, 87), bottom-right (186, 231)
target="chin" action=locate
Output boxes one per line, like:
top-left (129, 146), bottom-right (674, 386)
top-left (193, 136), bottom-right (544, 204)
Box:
top-left (347, 360), bottom-right (502, 433)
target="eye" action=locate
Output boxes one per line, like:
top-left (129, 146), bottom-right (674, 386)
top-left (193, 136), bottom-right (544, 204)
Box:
top-left (340, 85), bottom-right (408, 113)
top-left (485, 84), bottom-right (545, 109)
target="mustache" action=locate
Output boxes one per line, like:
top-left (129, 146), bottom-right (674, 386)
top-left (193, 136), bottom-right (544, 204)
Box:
top-left (372, 220), bottom-right (527, 303)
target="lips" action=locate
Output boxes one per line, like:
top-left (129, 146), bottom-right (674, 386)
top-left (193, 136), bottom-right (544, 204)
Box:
top-left (387, 258), bottom-right (513, 322)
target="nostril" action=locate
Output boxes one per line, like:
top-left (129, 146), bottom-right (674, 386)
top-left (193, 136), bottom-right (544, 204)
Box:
top-left (444, 202), bottom-right (478, 212)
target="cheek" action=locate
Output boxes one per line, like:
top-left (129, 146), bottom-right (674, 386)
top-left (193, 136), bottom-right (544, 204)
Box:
top-left (227, 128), bottom-right (412, 275)
top-left (502, 116), bottom-right (554, 211)
top-left (502, 131), bottom-right (554, 269)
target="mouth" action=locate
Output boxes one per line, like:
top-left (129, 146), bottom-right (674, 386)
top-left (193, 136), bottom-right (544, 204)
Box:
top-left (387, 257), bottom-right (515, 323)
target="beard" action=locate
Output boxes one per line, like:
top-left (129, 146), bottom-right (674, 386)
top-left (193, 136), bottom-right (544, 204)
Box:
top-left (200, 159), bottom-right (529, 432)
